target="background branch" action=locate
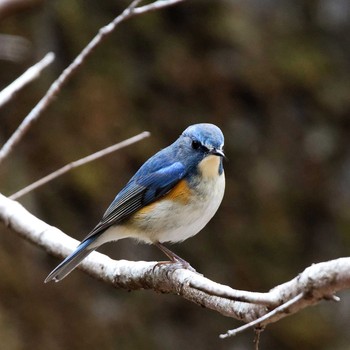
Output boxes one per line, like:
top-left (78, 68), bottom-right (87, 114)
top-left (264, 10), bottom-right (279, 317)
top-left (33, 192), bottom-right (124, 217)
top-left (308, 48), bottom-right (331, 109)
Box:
top-left (0, 0), bottom-right (184, 165)
top-left (9, 131), bottom-right (150, 200)
top-left (0, 52), bottom-right (54, 108)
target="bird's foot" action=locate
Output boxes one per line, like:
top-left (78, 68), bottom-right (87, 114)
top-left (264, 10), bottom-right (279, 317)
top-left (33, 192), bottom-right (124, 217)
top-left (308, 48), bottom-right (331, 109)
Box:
top-left (153, 242), bottom-right (196, 273)
top-left (153, 258), bottom-right (196, 273)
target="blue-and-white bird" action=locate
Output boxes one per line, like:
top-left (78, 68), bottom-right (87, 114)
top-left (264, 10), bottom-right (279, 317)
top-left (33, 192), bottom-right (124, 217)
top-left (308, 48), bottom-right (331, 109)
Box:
top-left (45, 123), bottom-right (225, 282)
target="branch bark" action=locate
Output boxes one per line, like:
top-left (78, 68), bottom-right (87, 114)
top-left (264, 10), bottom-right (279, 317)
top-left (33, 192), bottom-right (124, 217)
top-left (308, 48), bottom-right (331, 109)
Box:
top-left (1, 192), bottom-right (349, 337)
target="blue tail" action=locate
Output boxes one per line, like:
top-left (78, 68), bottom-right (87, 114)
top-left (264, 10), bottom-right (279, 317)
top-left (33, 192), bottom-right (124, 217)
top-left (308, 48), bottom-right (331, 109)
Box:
top-left (45, 237), bottom-right (97, 283)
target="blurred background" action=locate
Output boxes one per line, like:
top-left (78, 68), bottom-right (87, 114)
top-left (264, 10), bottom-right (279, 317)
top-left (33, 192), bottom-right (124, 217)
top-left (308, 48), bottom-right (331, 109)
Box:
top-left (1, 0), bottom-right (350, 349)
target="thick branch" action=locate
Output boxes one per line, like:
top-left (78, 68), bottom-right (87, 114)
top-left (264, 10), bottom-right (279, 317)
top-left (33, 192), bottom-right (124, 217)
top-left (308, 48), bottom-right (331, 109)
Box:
top-left (1, 192), bottom-right (350, 335)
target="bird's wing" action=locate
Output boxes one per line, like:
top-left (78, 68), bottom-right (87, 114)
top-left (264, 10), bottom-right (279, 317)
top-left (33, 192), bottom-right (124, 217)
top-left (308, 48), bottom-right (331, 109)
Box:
top-left (81, 161), bottom-right (186, 241)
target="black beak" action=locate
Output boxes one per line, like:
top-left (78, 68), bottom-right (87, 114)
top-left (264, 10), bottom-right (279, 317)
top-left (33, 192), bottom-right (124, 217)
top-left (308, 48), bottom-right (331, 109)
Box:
top-left (210, 148), bottom-right (226, 159)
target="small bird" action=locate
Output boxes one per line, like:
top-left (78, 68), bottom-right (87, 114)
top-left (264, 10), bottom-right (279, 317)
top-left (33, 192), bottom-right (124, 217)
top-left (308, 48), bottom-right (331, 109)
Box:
top-left (45, 123), bottom-right (225, 282)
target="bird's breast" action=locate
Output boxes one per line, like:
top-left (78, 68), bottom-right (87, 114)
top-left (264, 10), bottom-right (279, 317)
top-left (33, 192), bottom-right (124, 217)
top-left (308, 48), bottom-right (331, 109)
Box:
top-left (127, 166), bottom-right (225, 243)
top-left (198, 155), bottom-right (222, 178)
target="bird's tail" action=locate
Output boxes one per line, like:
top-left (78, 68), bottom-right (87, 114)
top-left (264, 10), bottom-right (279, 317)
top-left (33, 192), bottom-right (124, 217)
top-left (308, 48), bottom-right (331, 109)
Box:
top-left (44, 237), bottom-right (97, 283)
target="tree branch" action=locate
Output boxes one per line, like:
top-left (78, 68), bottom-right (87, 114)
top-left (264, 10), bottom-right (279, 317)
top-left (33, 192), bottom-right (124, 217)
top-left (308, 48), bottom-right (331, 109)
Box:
top-left (0, 52), bottom-right (55, 108)
top-left (9, 131), bottom-right (150, 200)
top-left (0, 192), bottom-right (349, 338)
top-left (0, 0), bottom-right (185, 165)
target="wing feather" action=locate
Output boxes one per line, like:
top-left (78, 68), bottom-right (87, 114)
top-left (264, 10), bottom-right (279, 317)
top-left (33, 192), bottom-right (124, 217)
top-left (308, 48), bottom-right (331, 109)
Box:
top-left (82, 162), bottom-right (186, 242)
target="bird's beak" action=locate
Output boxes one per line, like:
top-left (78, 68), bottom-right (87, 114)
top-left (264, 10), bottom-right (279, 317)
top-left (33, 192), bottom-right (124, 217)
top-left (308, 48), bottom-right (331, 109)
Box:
top-left (210, 148), bottom-right (226, 159)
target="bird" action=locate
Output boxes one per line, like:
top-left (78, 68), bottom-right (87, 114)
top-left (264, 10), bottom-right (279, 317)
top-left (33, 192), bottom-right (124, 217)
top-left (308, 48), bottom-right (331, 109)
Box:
top-left (45, 123), bottom-right (225, 283)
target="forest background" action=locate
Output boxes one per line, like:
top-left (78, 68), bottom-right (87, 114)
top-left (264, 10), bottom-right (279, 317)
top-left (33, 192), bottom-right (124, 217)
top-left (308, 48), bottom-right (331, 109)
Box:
top-left (1, 0), bottom-right (350, 349)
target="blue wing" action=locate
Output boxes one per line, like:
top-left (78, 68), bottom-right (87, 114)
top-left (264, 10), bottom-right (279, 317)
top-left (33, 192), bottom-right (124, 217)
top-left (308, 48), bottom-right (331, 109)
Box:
top-left (82, 161), bottom-right (186, 241)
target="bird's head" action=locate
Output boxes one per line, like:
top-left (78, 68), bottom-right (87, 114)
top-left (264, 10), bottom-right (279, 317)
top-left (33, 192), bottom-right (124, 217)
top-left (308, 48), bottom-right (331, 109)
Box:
top-left (182, 123), bottom-right (225, 157)
top-left (179, 123), bottom-right (225, 176)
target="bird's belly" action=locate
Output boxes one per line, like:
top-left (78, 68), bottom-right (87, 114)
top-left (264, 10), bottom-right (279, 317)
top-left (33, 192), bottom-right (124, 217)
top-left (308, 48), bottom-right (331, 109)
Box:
top-left (130, 173), bottom-right (225, 243)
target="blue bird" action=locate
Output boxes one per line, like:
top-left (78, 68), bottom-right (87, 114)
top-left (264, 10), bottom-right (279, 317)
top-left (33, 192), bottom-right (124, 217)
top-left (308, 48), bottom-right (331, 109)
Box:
top-left (45, 123), bottom-right (225, 282)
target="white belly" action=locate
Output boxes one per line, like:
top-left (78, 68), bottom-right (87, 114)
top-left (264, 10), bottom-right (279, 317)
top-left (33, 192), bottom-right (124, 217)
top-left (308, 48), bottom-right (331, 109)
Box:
top-left (94, 172), bottom-right (225, 246)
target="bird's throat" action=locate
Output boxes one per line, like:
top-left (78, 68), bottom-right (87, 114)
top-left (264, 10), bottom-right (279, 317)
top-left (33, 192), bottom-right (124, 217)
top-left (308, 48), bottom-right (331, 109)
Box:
top-left (198, 155), bottom-right (222, 178)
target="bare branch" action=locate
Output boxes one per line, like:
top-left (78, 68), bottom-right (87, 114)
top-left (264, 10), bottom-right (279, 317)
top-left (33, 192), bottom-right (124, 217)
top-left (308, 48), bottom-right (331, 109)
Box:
top-left (0, 0), bottom-right (185, 166)
top-left (9, 131), bottom-right (150, 200)
top-left (0, 193), bottom-right (249, 320)
top-left (133, 0), bottom-right (185, 14)
top-left (0, 52), bottom-right (54, 108)
top-left (1, 192), bottom-right (350, 338)
top-left (219, 293), bottom-right (305, 339)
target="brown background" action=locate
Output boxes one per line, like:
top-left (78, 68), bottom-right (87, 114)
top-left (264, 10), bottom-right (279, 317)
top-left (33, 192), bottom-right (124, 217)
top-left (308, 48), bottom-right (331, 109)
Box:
top-left (1, 0), bottom-right (350, 349)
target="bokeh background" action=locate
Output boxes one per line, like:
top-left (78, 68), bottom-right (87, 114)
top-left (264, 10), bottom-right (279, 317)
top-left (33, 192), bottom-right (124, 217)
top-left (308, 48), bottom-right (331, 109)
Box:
top-left (1, 0), bottom-right (350, 349)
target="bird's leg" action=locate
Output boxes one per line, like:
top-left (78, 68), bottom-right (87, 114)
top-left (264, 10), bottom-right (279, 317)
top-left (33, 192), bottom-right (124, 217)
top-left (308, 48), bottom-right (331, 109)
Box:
top-left (154, 242), bottom-right (196, 272)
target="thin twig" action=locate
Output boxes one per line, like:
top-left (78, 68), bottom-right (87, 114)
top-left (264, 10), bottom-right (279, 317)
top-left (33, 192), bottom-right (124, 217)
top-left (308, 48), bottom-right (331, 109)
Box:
top-left (0, 52), bottom-right (55, 108)
top-left (254, 326), bottom-right (264, 350)
top-left (9, 131), bottom-right (150, 200)
top-left (219, 293), bottom-right (305, 339)
top-left (0, 0), bottom-right (185, 166)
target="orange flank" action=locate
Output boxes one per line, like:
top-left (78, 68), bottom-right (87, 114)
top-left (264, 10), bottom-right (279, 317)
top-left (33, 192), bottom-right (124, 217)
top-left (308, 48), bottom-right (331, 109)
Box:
top-left (134, 180), bottom-right (191, 217)
top-left (165, 179), bottom-right (191, 204)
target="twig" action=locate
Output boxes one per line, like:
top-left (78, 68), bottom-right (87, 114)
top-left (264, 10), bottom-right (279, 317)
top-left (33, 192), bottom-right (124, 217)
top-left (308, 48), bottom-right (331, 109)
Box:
top-left (0, 0), bottom-right (185, 166)
top-left (254, 326), bottom-right (264, 350)
top-left (0, 52), bottom-right (55, 108)
top-left (9, 131), bottom-right (150, 200)
top-left (219, 293), bottom-right (305, 339)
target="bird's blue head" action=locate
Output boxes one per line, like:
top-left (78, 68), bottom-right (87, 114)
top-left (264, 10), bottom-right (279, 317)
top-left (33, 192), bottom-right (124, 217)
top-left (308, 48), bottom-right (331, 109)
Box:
top-left (177, 123), bottom-right (225, 176)
top-left (182, 123), bottom-right (225, 156)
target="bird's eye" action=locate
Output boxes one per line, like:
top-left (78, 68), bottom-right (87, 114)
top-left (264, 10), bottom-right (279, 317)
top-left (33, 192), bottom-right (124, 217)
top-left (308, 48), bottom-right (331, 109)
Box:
top-left (191, 140), bottom-right (201, 150)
